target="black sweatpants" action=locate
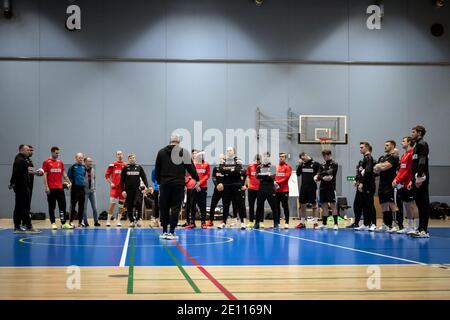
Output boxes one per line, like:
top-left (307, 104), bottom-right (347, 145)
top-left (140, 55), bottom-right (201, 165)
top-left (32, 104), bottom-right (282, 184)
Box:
top-left (353, 190), bottom-right (364, 225)
top-left (209, 189), bottom-right (223, 222)
top-left (190, 188), bottom-right (207, 223)
top-left (275, 192), bottom-right (290, 224)
top-left (70, 185), bottom-right (85, 224)
top-left (396, 191), bottom-right (404, 228)
top-left (236, 189), bottom-right (246, 219)
top-left (125, 188), bottom-right (143, 222)
top-left (13, 187), bottom-right (32, 229)
top-left (222, 185), bottom-right (244, 223)
top-left (362, 190), bottom-right (376, 226)
top-left (47, 188), bottom-right (67, 224)
top-left (247, 189), bottom-right (258, 222)
top-left (159, 184), bottom-right (185, 234)
top-left (153, 190), bottom-right (160, 219)
top-left (256, 190), bottom-right (279, 224)
top-left (415, 184), bottom-right (430, 233)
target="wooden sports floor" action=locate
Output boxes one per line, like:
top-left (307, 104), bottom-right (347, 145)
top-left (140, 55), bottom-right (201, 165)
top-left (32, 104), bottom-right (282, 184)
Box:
top-left (1, 219), bottom-right (450, 300)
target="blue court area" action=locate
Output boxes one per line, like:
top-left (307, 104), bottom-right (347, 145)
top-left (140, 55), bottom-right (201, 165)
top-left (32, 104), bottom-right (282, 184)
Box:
top-left (1, 227), bottom-right (450, 267)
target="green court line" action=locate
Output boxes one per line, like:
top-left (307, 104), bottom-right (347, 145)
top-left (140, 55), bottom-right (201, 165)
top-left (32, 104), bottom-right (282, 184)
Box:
top-left (127, 229), bottom-right (135, 294)
top-left (148, 227), bottom-right (201, 294)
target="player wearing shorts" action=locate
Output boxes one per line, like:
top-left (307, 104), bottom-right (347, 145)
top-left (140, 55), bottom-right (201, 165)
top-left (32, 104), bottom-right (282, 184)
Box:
top-left (120, 154), bottom-right (150, 227)
top-left (354, 142), bottom-right (377, 231)
top-left (374, 140), bottom-right (401, 232)
top-left (42, 146), bottom-right (73, 229)
top-left (275, 152), bottom-right (292, 229)
top-left (245, 155), bottom-right (261, 228)
top-left (105, 151), bottom-right (127, 227)
top-left (392, 136), bottom-right (419, 235)
top-left (315, 150), bottom-right (339, 230)
top-left (296, 152), bottom-right (320, 229)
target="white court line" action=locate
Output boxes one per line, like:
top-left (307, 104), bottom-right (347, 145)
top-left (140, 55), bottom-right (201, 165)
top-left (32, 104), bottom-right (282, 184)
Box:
top-left (119, 228), bottom-right (131, 268)
top-left (257, 229), bottom-right (427, 266)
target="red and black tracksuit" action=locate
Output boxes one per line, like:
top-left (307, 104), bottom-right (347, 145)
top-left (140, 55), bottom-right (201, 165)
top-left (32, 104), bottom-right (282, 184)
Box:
top-left (275, 162), bottom-right (292, 224)
top-left (189, 161), bottom-right (210, 225)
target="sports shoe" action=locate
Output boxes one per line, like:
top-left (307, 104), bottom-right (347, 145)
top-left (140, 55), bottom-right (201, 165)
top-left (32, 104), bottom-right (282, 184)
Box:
top-left (129, 222), bottom-right (135, 228)
top-left (368, 224), bottom-right (377, 232)
top-left (116, 221), bottom-right (122, 227)
top-left (272, 224), bottom-right (279, 230)
top-left (407, 229), bottom-right (419, 236)
top-left (246, 221), bottom-right (255, 229)
top-left (165, 233), bottom-right (179, 240)
top-left (84, 222), bottom-right (90, 227)
top-left (62, 223), bottom-right (74, 229)
top-left (78, 222), bottom-right (86, 228)
top-left (354, 225), bottom-right (368, 231)
top-left (136, 220), bottom-right (142, 228)
top-left (159, 233), bottom-right (168, 239)
top-left (206, 220), bottom-right (214, 227)
top-left (295, 223), bottom-right (306, 229)
top-left (253, 223), bottom-right (260, 230)
top-left (94, 222), bottom-right (101, 227)
top-left (25, 228), bottom-right (42, 234)
top-left (346, 223), bottom-right (359, 229)
top-left (284, 223), bottom-right (289, 229)
top-left (260, 222), bottom-right (265, 229)
top-left (388, 226), bottom-right (398, 233)
top-left (240, 222), bottom-right (247, 230)
top-left (13, 227), bottom-right (27, 234)
top-left (106, 221), bottom-right (111, 227)
top-left (180, 222), bottom-right (188, 227)
top-left (201, 223), bottom-right (208, 229)
top-left (218, 222), bottom-right (226, 229)
top-left (185, 223), bottom-right (196, 229)
top-left (69, 223), bottom-right (76, 229)
top-left (375, 225), bottom-right (389, 233)
top-left (396, 228), bottom-right (408, 234)
top-left (333, 225), bottom-right (339, 231)
top-left (51, 223), bottom-right (58, 230)
top-left (410, 231), bottom-right (430, 238)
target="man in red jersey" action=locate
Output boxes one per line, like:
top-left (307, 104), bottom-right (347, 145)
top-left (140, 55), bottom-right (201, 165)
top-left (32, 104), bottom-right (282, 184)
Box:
top-left (275, 153), bottom-right (292, 229)
top-left (392, 136), bottom-right (419, 235)
top-left (187, 151), bottom-right (210, 229)
top-left (105, 150), bottom-right (127, 227)
top-left (245, 154), bottom-right (261, 228)
top-left (42, 146), bottom-right (73, 229)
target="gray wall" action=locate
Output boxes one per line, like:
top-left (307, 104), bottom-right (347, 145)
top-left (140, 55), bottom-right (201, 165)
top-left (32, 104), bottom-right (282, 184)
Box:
top-left (1, 0), bottom-right (450, 217)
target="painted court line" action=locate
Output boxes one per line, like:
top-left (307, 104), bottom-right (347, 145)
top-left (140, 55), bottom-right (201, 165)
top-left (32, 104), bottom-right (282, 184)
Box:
top-left (173, 241), bottom-right (238, 300)
top-left (258, 229), bottom-right (427, 266)
top-left (119, 228), bottom-right (131, 267)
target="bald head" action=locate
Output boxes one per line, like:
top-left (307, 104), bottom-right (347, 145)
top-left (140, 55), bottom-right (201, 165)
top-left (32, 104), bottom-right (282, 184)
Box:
top-left (75, 153), bottom-right (84, 164)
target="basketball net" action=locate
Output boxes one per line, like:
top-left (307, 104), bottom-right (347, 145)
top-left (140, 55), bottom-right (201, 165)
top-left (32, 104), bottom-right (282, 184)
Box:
top-left (319, 137), bottom-right (333, 151)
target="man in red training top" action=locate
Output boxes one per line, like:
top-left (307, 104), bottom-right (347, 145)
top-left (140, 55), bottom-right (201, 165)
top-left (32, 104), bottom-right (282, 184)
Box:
top-left (275, 153), bottom-right (292, 229)
top-left (105, 150), bottom-right (127, 227)
top-left (187, 151), bottom-right (210, 229)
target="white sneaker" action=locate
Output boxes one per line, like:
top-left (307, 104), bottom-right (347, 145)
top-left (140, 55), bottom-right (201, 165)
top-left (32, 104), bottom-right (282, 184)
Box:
top-left (396, 228), bottom-right (407, 234)
top-left (411, 231), bottom-right (430, 238)
top-left (165, 233), bottom-right (179, 240)
top-left (388, 226), bottom-right (398, 233)
top-left (354, 225), bottom-right (368, 231)
top-left (375, 225), bottom-right (389, 233)
top-left (368, 224), bottom-right (377, 232)
top-left (159, 233), bottom-right (168, 239)
top-left (284, 223), bottom-right (289, 229)
top-left (116, 221), bottom-right (122, 227)
top-left (407, 229), bottom-right (418, 236)
top-left (218, 222), bottom-right (226, 229)
top-left (333, 225), bottom-right (339, 231)
top-left (136, 219), bottom-right (142, 228)
top-left (106, 221), bottom-right (111, 227)
top-left (240, 222), bottom-right (246, 230)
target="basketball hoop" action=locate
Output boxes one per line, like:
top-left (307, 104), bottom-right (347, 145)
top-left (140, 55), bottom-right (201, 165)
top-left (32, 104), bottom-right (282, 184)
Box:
top-left (319, 137), bottom-right (333, 151)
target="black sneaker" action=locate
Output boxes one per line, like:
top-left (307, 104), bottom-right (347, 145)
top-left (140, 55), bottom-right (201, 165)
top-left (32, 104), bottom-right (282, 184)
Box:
top-left (84, 223), bottom-right (90, 227)
top-left (14, 227), bottom-right (27, 234)
top-left (346, 223), bottom-right (358, 228)
top-left (94, 222), bottom-right (101, 227)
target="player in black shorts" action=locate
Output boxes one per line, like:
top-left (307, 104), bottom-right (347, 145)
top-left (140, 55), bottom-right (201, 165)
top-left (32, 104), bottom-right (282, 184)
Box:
top-left (315, 150), bottom-right (339, 230)
top-left (295, 152), bottom-right (320, 229)
top-left (374, 140), bottom-right (402, 232)
top-left (354, 142), bottom-right (377, 232)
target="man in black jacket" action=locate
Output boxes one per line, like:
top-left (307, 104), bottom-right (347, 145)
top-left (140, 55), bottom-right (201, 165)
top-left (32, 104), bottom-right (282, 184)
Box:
top-left (410, 125), bottom-right (430, 238)
top-left (355, 142), bottom-right (377, 232)
top-left (155, 134), bottom-right (199, 240)
top-left (120, 154), bottom-right (149, 228)
top-left (9, 145), bottom-right (41, 234)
